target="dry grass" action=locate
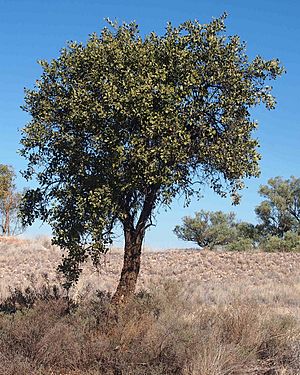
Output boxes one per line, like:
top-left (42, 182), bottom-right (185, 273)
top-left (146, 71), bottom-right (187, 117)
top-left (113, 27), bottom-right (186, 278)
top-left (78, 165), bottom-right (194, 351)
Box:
top-left (0, 237), bottom-right (300, 374)
top-left (1, 237), bottom-right (300, 303)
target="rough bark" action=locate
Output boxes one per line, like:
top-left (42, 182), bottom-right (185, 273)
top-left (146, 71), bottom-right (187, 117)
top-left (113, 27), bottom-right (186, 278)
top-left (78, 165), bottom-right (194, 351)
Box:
top-left (111, 187), bottom-right (158, 306)
top-left (111, 228), bottom-right (144, 305)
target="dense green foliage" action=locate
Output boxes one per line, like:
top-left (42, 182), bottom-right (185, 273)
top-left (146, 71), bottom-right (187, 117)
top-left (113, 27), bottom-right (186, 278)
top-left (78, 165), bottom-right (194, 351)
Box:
top-left (226, 237), bottom-right (254, 252)
top-left (20, 15), bottom-right (283, 288)
top-left (261, 231), bottom-right (300, 252)
top-left (0, 165), bottom-right (23, 236)
top-left (255, 176), bottom-right (300, 237)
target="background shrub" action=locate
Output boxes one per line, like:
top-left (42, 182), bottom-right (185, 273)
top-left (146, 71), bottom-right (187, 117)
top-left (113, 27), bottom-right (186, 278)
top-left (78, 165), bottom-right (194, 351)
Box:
top-left (226, 237), bottom-right (254, 252)
top-left (261, 231), bottom-right (300, 252)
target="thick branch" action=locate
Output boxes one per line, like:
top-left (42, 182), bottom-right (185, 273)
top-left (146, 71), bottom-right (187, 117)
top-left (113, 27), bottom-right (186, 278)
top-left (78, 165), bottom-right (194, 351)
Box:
top-left (135, 186), bottom-right (159, 234)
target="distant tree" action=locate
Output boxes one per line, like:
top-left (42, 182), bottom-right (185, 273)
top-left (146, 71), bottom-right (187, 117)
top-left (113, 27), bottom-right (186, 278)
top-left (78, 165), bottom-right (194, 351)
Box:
top-left (255, 176), bottom-right (300, 237)
top-left (20, 15), bottom-right (283, 304)
top-left (174, 210), bottom-right (238, 249)
top-left (174, 213), bottom-right (261, 251)
top-left (0, 165), bottom-right (24, 236)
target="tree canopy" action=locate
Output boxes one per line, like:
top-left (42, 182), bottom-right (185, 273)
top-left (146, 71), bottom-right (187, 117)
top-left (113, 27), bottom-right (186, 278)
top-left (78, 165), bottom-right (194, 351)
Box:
top-left (255, 176), bottom-right (300, 237)
top-left (20, 15), bottom-right (283, 301)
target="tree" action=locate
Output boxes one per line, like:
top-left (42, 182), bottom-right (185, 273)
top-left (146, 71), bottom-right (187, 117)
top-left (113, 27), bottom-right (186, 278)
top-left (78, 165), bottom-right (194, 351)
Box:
top-left (0, 165), bottom-right (24, 236)
top-left (174, 210), bottom-right (237, 249)
top-left (255, 176), bottom-right (300, 238)
top-left (20, 15), bottom-right (283, 304)
top-left (174, 212), bottom-right (258, 251)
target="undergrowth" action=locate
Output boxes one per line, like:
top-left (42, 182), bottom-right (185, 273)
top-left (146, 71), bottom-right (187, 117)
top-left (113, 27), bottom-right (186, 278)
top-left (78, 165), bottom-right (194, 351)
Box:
top-left (0, 282), bottom-right (299, 375)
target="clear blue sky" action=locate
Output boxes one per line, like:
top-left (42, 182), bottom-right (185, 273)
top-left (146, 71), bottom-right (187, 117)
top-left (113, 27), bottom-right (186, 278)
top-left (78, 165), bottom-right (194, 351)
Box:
top-left (0, 0), bottom-right (299, 248)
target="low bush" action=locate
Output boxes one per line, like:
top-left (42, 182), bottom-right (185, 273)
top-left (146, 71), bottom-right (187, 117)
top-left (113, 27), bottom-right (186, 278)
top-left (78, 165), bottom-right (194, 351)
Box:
top-left (0, 283), bottom-right (299, 374)
top-left (0, 281), bottom-right (64, 314)
top-left (261, 231), bottom-right (300, 252)
top-left (226, 237), bottom-right (254, 252)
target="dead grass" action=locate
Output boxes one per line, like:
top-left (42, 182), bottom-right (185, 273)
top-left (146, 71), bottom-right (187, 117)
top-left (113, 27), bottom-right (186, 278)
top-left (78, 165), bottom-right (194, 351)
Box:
top-left (0, 282), bottom-right (300, 374)
top-left (0, 238), bottom-right (300, 304)
top-left (0, 238), bottom-right (300, 374)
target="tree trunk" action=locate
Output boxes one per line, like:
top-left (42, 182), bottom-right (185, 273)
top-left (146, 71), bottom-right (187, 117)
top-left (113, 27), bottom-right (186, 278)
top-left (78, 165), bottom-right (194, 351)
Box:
top-left (3, 204), bottom-right (9, 236)
top-left (111, 186), bottom-right (158, 306)
top-left (111, 228), bottom-right (144, 306)
top-left (3, 194), bottom-right (12, 236)
top-left (5, 208), bottom-right (10, 236)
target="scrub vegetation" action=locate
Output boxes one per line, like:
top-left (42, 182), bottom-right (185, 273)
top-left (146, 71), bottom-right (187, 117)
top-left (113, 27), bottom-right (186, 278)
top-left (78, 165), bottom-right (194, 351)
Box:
top-left (0, 239), bottom-right (300, 374)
